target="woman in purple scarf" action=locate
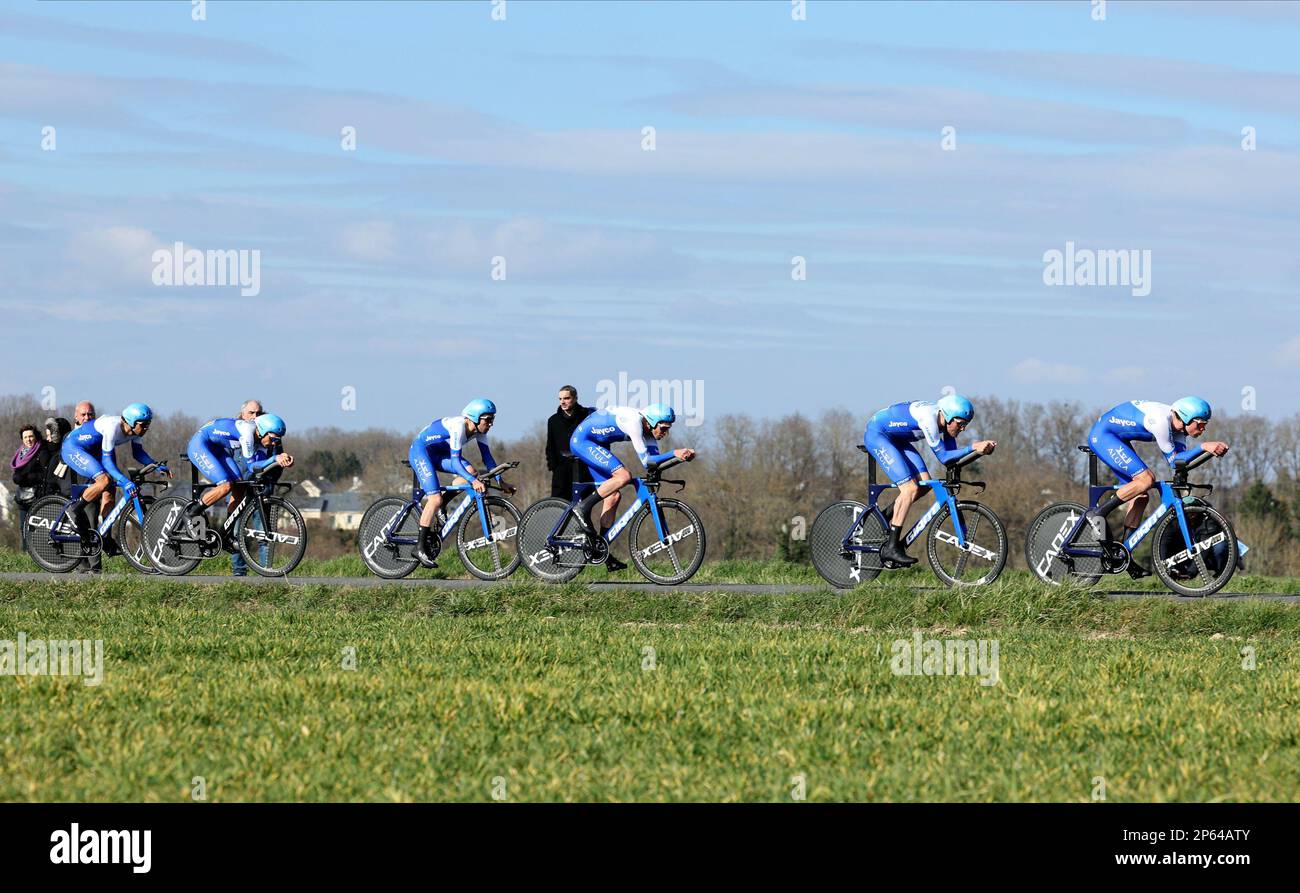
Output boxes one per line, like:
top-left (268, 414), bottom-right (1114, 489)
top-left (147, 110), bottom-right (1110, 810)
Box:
top-left (12, 424), bottom-right (48, 552)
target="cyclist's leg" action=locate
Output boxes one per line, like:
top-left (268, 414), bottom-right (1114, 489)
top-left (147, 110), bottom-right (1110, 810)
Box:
top-left (409, 443), bottom-right (446, 563)
top-left (187, 438), bottom-right (235, 515)
top-left (61, 444), bottom-right (109, 538)
top-left (409, 443), bottom-right (445, 527)
top-left (1086, 428), bottom-right (1153, 526)
top-left (864, 428), bottom-right (920, 565)
top-left (572, 441), bottom-right (626, 532)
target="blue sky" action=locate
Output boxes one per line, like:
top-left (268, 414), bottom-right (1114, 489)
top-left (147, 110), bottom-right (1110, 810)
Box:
top-left (3, 0), bottom-right (1299, 436)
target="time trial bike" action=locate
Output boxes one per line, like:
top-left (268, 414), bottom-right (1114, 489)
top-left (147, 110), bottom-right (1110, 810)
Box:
top-left (356, 460), bottom-right (522, 580)
top-left (809, 447), bottom-right (1008, 588)
top-left (1025, 446), bottom-right (1239, 597)
top-left (142, 457), bottom-right (307, 577)
top-left (517, 454), bottom-right (705, 585)
top-left (25, 463), bottom-right (170, 574)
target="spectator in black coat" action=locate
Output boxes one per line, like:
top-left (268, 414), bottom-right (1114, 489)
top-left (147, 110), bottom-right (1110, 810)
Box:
top-left (11, 424), bottom-right (46, 551)
top-left (545, 386), bottom-right (595, 499)
top-left (40, 417), bottom-right (75, 498)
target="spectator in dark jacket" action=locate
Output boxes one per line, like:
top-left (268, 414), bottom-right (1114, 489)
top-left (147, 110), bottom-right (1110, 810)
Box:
top-left (40, 417), bottom-right (75, 498)
top-left (545, 386), bottom-right (595, 499)
top-left (11, 424), bottom-right (47, 552)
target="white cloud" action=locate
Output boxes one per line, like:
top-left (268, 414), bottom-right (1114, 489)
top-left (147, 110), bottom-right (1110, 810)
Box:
top-left (66, 226), bottom-right (162, 284)
top-left (1276, 336), bottom-right (1300, 367)
top-left (338, 221), bottom-right (397, 263)
top-left (1105, 366), bottom-right (1148, 384)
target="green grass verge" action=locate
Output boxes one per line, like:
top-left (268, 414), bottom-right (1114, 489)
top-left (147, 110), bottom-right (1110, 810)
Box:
top-left (1, 572), bottom-right (1297, 801)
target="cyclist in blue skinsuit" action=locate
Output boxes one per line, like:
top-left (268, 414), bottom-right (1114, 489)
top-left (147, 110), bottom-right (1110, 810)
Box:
top-left (1084, 396), bottom-right (1229, 577)
top-left (61, 402), bottom-right (170, 550)
top-left (863, 394), bottom-right (996, 567)
top-left (184, 413), bottom-right (295, 524)
top-left (569, 403), bottom-right (695, 573)
top-left (408, 399), bottom-right (517, 566)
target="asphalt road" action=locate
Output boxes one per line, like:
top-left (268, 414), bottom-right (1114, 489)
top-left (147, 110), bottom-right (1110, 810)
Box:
top-left (0, 572), bottom-right (1295, 600)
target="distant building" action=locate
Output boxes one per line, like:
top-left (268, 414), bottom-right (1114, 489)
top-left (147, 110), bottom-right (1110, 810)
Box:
top-left (289, 477), bottom-right (369, 530)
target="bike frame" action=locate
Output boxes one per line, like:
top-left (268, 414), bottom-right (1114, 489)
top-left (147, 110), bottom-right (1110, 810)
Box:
top-left (375, 464), bottom-right (502, 551)
top-left (546, 474), bottom-right (671, 551)
top-left (47, 475), bottom-right (157, 545)
top-left (1059, 449), bottom-right (1207, 562)
top-left (158, 456), bottom-right (297, 551)
top-left (840, 452), bottom-right (973, 555)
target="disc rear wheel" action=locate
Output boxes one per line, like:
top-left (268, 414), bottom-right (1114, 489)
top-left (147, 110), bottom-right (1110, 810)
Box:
top-left (518, 498), bottom-right (587, 583)
top-left (142, 496), bottom-right (204, 576)
top-left (357, 497), bottom-right (420, 579)
top-left (1024, 502), bottom-right (1101, 587)
top-left (24, 496), bottom-right (84, 573)
top-left (810, 501), bottom-right (884, 588)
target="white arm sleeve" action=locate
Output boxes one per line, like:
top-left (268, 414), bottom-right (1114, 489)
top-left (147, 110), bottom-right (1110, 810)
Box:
top-left (616, 407), bottom-right (652, 463)
top-left (96, 416), bottom-right (122, 454)
top-left (443, 416), bottom-right (465, 453)
top-left (235, 419), bottom-right (258, 459)
top-left (910, 402), bottom-right (943, 448)
top-left (1141, 403), bottom-right (1179, 460)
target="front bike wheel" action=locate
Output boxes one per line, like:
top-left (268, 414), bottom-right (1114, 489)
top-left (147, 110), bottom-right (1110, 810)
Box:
top-left (1151, 503), bottom-right (1238, 597)
top-left (24, 495), bottom-right (84, 573)
top-left (517, 498), bottom-right (586, 583)
top-left (927, 500), bottom-right (1007, 587)
top-left (1024, 502), bottom-right (1101, 587)
top-left (115, 500), bottom-right (155, 574)
top-left (456, 495), bottom-right (522, 581)
top-left (142, 496), bottom-right (204, 576)
top-left (357, 497), bottom-right (419, 579)
top-left (237, 495), bottom-right (307, 577)
top-left (628, 497), bottom-right (706, 585)
top-left (809, 500), bottom-right (884, 588)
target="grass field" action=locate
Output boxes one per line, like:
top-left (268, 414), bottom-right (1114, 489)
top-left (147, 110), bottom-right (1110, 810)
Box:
top-left (1, 552), bottom-right (1298, 801)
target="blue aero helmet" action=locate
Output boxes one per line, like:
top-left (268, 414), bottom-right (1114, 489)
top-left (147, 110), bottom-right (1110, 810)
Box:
top-left (1172, 396), bottom-right (1212, 425)
top-left (463, 398), bottom-right (497, 423)
top-left (937, 393), bottom-right (975, 424)
top-left (641, 403), bottom-right (676, 427)
top-left (122, 402), bottom-right (153, 428)
top-left (255, 413), bottom-right (287, 438)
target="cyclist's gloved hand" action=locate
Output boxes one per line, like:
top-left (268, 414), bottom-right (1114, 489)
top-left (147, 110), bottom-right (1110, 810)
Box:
top-left (157, 463), bottom-right (172, 478)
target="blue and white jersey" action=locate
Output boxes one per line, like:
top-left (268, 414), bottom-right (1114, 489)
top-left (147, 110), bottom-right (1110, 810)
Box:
top-left (67, 415), bottom-right (156, 485)
top-left (1092, 400), bottom-right (1202, 468)
top-left (414, 416), bottom-right (497, 479)
top-left (866, 401), bottom-right (972, 466)
top-left (195, 418), bottom-right (277, 473)
top-left (573, 406), bottom-right (672, 467)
